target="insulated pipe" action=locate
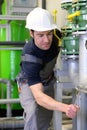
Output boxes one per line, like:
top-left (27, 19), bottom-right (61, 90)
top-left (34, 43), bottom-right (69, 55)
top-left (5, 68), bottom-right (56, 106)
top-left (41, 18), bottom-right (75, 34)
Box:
top-left (68, 58), bottom-right (79, 86)
top-left (79, 32), bottom-right (87, 88)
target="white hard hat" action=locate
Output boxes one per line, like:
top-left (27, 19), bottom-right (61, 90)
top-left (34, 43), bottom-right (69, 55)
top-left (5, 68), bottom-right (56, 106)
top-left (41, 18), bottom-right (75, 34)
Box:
top-left (25, 7), bottom-right (57, 31)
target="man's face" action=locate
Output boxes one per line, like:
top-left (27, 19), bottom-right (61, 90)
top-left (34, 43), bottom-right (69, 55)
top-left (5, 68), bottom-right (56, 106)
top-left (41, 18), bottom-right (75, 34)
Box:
top-left (30, 30), bottom-right (53, 50)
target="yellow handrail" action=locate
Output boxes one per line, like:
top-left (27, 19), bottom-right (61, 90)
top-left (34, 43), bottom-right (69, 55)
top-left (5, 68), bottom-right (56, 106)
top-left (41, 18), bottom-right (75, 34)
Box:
top-left (53, 9), bottom-right (62, 46)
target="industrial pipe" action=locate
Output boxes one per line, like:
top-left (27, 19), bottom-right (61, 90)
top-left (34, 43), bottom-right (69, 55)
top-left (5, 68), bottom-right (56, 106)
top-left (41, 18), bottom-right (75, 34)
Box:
top-left (79, 32), bottom-right (87, 88)
top-left (68, 58), bottom-right (79, 86)
top-left (0, 41), bottom-right (25, 45)
top-left (0, 99), bottom-right (20, 104)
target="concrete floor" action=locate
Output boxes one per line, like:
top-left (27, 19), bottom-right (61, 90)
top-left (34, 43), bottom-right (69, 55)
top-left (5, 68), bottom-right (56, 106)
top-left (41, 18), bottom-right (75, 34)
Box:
top-left (0, 116), bottom-right (72, 130)
top-left (0, 124), bottom-right (72, 130)
top-left (48, 122), bottom-right (72, 130)
top-left (62, 124), bottom-right (72, 130)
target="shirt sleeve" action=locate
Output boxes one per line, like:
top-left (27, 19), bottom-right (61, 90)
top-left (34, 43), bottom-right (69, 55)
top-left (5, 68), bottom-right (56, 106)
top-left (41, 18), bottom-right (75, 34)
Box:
top-left (21, 61), bottom-right (42, 86)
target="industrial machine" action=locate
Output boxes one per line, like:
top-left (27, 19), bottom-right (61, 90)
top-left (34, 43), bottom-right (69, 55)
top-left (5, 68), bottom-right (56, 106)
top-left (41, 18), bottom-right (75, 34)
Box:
top-left (0, 0), bottom-right (87, 130)
top-left (54, 0), bottom-right (87, 130)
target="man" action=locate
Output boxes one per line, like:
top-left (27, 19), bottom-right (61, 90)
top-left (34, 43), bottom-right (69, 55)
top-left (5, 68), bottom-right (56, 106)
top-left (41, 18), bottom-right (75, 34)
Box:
top-left (17, 7), bottom-right (79, 130)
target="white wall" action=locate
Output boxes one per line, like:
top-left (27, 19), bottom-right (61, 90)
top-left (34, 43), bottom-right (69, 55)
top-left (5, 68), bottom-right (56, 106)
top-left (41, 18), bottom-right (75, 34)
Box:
top-left (38, 0), bottom-right (67, 30)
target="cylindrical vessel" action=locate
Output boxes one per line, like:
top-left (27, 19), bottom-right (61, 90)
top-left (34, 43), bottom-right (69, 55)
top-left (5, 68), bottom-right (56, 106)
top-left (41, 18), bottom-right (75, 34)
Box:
top-left (79, 32), bottom-right (87, 87)
top-left (0, 0), bottom-right (29, 114)
top-left (10, 20), bottom-right (29, 41)
top-left (0, 47), bottom-right (22, 110)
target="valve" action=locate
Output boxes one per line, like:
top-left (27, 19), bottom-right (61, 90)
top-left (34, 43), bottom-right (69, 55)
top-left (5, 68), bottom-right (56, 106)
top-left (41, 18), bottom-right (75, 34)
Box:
top-left (68, 10), bottom-right (80, 21)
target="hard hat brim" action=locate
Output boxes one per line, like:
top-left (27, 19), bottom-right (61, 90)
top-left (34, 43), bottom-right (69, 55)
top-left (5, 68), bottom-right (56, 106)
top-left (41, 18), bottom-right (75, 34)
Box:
top-left (25, 24), bottom-right (57, 31)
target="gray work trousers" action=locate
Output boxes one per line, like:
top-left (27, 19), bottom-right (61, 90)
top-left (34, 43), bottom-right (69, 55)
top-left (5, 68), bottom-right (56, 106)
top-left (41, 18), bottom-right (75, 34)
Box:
top-left (18, 79), bottom-right (55, 130)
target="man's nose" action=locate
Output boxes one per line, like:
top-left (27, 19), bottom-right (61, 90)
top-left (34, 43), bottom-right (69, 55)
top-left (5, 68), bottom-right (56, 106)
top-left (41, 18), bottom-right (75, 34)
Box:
top-left (44, 35), bottom-right (49, 42)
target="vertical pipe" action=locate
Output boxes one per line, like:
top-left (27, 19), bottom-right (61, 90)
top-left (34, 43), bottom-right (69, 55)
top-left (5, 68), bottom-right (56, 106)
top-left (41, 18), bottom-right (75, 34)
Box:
top-left (68, 58), bottom-right (79, 85)
top-left (79, 32), bottom-right (87, 87)
top-left (53, 82), bottom-right (62, 130)
top-left (77, 92), bottom-right (87, 130)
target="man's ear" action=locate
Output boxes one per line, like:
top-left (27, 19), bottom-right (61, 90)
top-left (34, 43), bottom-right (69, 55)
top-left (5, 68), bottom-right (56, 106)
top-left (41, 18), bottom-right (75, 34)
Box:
top-left (30, 30), bottom-right (34, 38)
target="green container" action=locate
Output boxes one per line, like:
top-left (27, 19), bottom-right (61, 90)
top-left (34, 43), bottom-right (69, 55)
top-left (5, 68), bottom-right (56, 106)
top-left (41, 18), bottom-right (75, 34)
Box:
top-left (0, 21), bottom-right (7, 41)
top-left (0, 20), bottom-right (29, 110)
top-left (0, 48), bottom-right (22, 109)
top-left (2, 0), bottom-right (6, 15)
top-left (0, 0), bottom-right (29, 111)
top-left (10, 20), bottom-right (29, 41)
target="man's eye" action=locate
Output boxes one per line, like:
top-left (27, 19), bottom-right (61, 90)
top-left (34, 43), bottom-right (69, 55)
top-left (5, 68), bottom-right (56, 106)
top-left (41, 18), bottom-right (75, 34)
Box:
top-left (39, 34), bottom-right (43, 37)
top-left (48, 33), bottom-right (52, 35)
top-left (47, 33), bottom-right (53, 36)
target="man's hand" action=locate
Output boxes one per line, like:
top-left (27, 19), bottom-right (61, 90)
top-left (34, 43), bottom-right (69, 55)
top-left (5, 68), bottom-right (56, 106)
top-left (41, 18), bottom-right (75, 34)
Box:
top-left (66, 104), bottom-right (80, 119)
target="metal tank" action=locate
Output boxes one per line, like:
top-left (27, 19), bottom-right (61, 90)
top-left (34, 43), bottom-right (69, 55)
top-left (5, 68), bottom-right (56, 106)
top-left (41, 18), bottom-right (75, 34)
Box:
top-left (54, 0), bottom-right (79, 130)
top-left (54, 0), bottom-right (87, 130)
top-left (72, 1), bottom-right (87, 129)
top-left (72, 0), bottom-right (87, 87)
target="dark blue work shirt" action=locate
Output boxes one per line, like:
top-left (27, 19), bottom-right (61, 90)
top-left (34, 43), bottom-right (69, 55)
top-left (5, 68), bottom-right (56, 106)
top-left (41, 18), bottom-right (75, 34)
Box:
top-left (20, 38), bottom-right (60, 86)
